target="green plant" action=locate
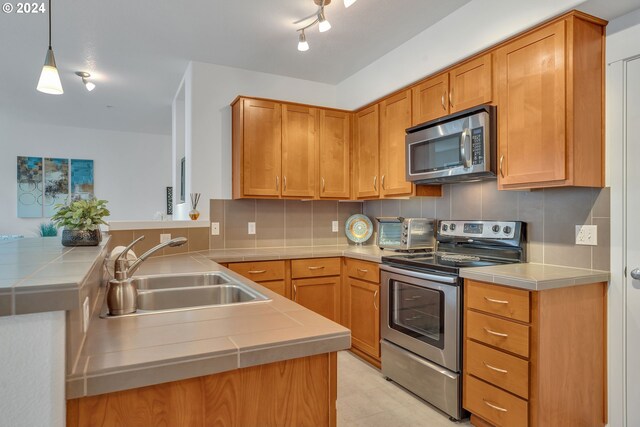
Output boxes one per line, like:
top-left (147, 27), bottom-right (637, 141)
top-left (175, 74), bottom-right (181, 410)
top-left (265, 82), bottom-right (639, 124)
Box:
top-left (51, 199), bottom-right (110, 231)
top-left (39, 222), bottom-right (58, 237)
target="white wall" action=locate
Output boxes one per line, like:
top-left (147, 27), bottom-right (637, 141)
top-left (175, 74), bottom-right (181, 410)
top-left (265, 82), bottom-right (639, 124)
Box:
top-left (180, 62), bottom-right (338, 219)
top-left (335, 0), bottom-right (586, 109)
top-left (0, 311), bottom-right (65, 427)
top-left (0, 115), bottom-right (172, 236)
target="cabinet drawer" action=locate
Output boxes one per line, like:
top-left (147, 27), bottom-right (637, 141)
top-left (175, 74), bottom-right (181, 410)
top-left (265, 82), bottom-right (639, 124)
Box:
top-left (228, 261), bottom-right (285, 282)
top-left (466, 340), bottom-right (529, 399)
top-left (346, 259), bottom-right (380, 283)
top-left (467, 280), bottom-right (530, 322)
top-left (291, 258), bottom-right (341, 278)
top-left (256, 280), bottom-right (287, 298)
top-left (466, 311), bottom-right (529, 358)
top-left (465, 375), bottom-right (528, 427)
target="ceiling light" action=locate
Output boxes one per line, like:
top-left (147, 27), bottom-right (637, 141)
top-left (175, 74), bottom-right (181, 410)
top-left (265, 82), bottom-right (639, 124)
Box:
top-left (36, 0), bottom-right (63, 95)
top-left (75, 71), bottom-right (95, 91)
top-left (344, 0), bottom-right (357, 7)
top-left (298, 30), bottom-right (310, 52)
top-left (318, 10), bottom-right (331, 32)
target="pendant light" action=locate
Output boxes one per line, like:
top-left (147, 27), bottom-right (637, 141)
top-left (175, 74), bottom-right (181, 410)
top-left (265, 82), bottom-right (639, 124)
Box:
top-left (318, 10), bottom-right (331, 32)
top-left (37, 0), bottom-right (63, 95)
top-left (297, 30), bottom-right (310, 52)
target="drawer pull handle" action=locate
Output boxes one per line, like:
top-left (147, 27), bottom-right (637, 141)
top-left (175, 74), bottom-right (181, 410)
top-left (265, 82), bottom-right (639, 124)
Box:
top-left (483, 361), bottom-right (508, 374)
top-left (484, 296), bottom-right (509, 305)
top-left (484, 327), bottom-right (509, 338)
top-left (357, 268), bottom-right (369, 273)
top-left (308, 266), bottom-right (325, 270)
top-left (483, 400), bottom-right (508, 413)
top-left (247, 270), bottom-right (266, 274)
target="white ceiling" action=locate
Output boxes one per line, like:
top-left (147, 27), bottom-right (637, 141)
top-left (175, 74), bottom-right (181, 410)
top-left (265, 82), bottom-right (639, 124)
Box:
top-left (1, 0), bottom-right (639, 136)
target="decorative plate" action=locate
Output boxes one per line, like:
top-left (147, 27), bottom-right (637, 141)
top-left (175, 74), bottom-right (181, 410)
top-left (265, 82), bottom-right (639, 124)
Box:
top-left (345, 214), bottom-right (373, 244)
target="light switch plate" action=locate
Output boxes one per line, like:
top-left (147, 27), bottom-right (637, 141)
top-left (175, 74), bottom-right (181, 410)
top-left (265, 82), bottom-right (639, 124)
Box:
top-left (211, 222), bottom-right (220, 235)
top-left (248, 222), bottom-right (256, 235)
top-left (82, 297), bottom-right (90, 333)
top-left (332, 221), bottom-right (339, 232)
top-left (575, 225), bottom-right (597, 246)
top-left (160, 233), bottom-right (171, 243)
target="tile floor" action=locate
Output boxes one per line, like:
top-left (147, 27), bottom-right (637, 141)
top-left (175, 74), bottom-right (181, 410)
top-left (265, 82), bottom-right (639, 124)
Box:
top-left (337, 351), bottom-right (471, 427)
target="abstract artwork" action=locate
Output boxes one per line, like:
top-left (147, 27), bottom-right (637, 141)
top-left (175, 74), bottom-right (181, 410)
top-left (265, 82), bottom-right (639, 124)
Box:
top-left (71, 159), bottom-right (94, 201)
top-left (44, 158), bottom-right (69, 217)
top-left (16, 156), bottom-right (95, 218)
top-left (17, 156), bottom-right (43, 218)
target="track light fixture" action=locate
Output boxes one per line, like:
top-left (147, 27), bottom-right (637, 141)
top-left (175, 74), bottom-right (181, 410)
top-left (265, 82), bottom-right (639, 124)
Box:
top-left (293, 0), bottom-right (353, 52)
top-left (75, 71), bottom-right (95, 91)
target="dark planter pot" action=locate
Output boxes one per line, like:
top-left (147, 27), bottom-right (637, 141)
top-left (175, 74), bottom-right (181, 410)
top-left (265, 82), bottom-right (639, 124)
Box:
top-left (61, 229), bottom-right (102, 247)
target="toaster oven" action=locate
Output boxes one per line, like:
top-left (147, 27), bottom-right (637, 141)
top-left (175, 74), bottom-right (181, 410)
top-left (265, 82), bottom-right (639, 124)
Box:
top-left (376, 217), bottom-right (435, 251)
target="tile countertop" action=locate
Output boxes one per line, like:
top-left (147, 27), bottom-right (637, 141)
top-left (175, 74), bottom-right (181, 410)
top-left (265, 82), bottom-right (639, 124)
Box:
top-left (198, 244), bottom-right (396, 263)
top-left (460, 263), bottom-right (610, 291)
top-left (67, 253), bottom-right (350, 399)
top-left (0, 236), bottom-right (109, 316)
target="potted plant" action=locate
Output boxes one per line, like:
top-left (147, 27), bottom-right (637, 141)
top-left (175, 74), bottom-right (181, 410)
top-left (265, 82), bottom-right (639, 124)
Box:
top-left (51, 198), bottom-right (110, 247)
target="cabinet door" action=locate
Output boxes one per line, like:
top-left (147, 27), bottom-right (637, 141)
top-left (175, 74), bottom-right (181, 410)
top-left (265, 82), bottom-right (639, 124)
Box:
top-left (293, 276), bottom-right (340, 323)
top-left (354, 105), bottom-right (380, 199)
top-left (282, 104), bottom-right (317, 198)
top-left (449, 54), bottom-right (493, 113)
top-left (347, 278), bottom-right (380, 359)
top-left (412, 73), bottom-right (449, 125)
top-left (319, 110), bottom-right (351, 199)
top-left (380, 90), bottom-right (413, 197)
top-left (242, 99), bottom-right (282, 197)
top-left (496, 21), bottom-right (567, 188)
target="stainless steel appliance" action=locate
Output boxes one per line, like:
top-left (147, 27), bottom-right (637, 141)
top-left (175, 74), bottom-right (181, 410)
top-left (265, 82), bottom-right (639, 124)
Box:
top-left (380, 220), bottom-right (526, 420)
top-left (406, 105), bottom-right (496, 184)
top-left (376, 217), bottom-right (435, 251)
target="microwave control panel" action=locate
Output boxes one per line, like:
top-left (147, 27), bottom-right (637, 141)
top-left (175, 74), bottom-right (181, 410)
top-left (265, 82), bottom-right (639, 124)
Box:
top-left (471, 127), bottom-right (484, 165)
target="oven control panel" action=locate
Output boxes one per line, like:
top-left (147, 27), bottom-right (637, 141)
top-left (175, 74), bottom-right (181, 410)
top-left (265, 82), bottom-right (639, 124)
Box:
top-left (439, 221), bottom-right (516, 239)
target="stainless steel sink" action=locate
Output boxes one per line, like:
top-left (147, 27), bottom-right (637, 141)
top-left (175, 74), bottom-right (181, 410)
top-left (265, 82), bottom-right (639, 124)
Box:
top-left (100, 273), bottom-right (270, 318)
top-left (133, 272), bottom-right (233, 290)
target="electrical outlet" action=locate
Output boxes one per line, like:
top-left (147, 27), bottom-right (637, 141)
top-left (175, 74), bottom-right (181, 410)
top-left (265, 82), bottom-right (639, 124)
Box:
top-left (82, 297), bottom-right (90, 333)
top-left (248, 222), bottom-right (256, 235)
top-left (211, 222), bottom-right (220, 235)
top-left (332, 221), bottom-right (339, 232)
top-left (575, 225), bottom-right (598, 246)
top-left (160, 233), bottom-right (171, 243)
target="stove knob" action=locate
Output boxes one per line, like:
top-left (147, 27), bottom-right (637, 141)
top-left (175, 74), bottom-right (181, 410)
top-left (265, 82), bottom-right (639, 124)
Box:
top-left (492, 225), bottom-right (500, 233)
top-left (503, 225), bottom-right (512, 234)
top-left (450, 223), bottom-right (456, 231)
top-left (442, 224), bottom-right (449, 232)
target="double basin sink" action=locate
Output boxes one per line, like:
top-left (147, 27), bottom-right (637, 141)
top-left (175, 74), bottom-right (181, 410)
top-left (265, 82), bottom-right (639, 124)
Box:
top-left (100, 272), bottom-right (270, 318)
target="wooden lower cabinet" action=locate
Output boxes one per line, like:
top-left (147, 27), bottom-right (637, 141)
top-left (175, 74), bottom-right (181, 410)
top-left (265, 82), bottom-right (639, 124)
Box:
top-left (463, 279), bottom-right (606, 427)
top-left (293, 276), bottom-right (340, 323)
top-left (67, 352), bottom-right (337, 427)
top-left (227, 260), bottom-right (290, 298)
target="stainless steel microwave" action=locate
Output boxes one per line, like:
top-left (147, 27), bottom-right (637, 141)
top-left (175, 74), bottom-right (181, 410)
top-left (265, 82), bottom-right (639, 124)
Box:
top-left (405, 105), bottom-right (496, 184)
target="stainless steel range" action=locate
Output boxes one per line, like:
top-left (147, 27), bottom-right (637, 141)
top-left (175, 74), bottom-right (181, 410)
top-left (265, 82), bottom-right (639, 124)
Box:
top-left (380, 220), bottom-right (526, 421)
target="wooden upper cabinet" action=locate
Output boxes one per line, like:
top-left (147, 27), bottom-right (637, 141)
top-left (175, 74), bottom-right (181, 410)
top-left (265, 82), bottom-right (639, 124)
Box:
top-left (354, 105), bottom-right (380, 199)
top-left (412, 73), bottom-right (449, 125)
top-left (449, 54), bottom-right (493, 113)
top-left (239, 98), bottom-right (282, 197)
top-left (496, 15), bottom-right (604, 190)
top-left (496, 21), bottom-right (566, 187)
top-left (379, 90), bottom-right (413, 197)
top-left (281, 104), bottom-right (317, 198)
top-left (319, 110), bottom-right (351, 199)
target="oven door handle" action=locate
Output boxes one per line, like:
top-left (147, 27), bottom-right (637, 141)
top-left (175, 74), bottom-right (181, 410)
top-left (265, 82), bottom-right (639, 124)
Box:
top-left (380, 264), bottom-right (457, 284)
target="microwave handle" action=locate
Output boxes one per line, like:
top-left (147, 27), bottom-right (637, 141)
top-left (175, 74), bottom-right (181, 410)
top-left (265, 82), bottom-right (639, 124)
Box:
top-left (461, 128), bottom-right (472, 168)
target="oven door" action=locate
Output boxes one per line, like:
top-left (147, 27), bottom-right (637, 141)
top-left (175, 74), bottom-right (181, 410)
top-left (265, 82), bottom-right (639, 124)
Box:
top-left (380, 264), bottom-right (460, 372)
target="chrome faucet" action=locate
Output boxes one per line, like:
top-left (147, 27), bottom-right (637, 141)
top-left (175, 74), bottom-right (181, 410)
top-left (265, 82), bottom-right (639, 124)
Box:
top-left (106, 236), bottom-right (188, 316)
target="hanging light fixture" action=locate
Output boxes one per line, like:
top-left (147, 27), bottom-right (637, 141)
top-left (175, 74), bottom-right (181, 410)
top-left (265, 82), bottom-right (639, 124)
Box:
top-left (36, 0), bottom-right (63, 95)
top-left (297, 30), bottom-right (310, 52)
top-left (75, 71), bottom-right (95, 91)
top-left (344, 0), bottom-right (357, 8)
top-left (318, 10), bottom-right (331, 32)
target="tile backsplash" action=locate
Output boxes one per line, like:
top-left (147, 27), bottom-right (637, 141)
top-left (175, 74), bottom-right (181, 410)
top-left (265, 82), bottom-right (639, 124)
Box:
top-left (364, 182), bottom-right (610, 271)
top-left (209, 200), bottom-right (363, 249)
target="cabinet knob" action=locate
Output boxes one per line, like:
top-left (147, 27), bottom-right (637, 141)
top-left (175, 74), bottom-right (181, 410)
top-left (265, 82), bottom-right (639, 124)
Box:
top-left (631, 268), bottom-right (640, 280)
